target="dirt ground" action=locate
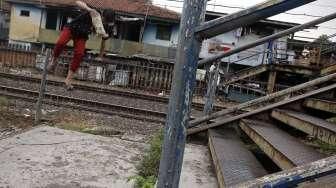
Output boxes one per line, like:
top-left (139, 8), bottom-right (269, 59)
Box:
top-left (0, 99), bottom-right (35, 139)
top-left (0, 97), bottom-right (164, 142)
top-left (0, 98), bottom-right (218, 188)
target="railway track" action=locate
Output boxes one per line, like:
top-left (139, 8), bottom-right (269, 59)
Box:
top-left (0, 72), bottom-right (227, 111)
top-left (0, 85), bottom-right (167, 124)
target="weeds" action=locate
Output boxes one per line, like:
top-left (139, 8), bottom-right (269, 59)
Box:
top-left (305, 139), bottom-right (336, 155)
top-left (56, 122), bottom-right (89, 132)
top-left (130, 130), bottom-right (164, 188)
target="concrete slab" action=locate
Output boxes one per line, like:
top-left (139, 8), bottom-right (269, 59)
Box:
top-left (180, 144), bottom-right (218, 188)
top-left (0, 126), bottom-right (217, 188)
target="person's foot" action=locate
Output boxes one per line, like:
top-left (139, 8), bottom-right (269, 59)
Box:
top-left (47, 61), bottom-right (57, 74)
top-left (65, 80), bottom-right (74, 91)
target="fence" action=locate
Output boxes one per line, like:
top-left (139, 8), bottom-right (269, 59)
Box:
top-left (0, 42), bottom-right (208, 96)
top-left (0, 44), bottom-right (210, 126)
top-left (0, 40), bottom-right (37, 69)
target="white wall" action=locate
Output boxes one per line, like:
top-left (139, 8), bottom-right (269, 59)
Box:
top-left (9, 4), bottom-right (42, 42)
top-left (142, 23), bottom-right (179, 47)
top-left (199, 28), bottom-right (290, 67)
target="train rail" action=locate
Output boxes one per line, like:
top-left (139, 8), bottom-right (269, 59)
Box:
top-left (0, 85), bottom-right (167, 124)
top-left (0, 72), bottom-right (227, 111)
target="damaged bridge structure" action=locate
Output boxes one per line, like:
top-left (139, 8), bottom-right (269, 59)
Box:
top-left (158, 0), bottom-right (336, 188)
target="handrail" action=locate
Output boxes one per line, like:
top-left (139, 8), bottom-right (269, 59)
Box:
top-left (189, 72), bottom-right (336, 127)
top-left (188, 82), bottom-right (336, 134)
top-left (235, 155), bottom-right (336, 188)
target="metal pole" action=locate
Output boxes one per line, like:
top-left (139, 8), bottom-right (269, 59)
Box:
top-left (203, 62), bottom-right (219, 115)
top-left (157, 0), bottom-right (207, 187)
top-left (195, 0), bottom-right (316, 39)
top-left (35, 49), bottom-right (50, 124)
top-left (189, 72), bottom-right (336, 128)
top-left (198, 12), bottom-right (336, 67)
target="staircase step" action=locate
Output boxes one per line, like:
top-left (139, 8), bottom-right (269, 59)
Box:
top-left (272, 109), bottom-right (336, 145)
top-left (208, 129), bottom-right (267, 188)
top-left (240, 119), bottom-right (325, 170)
top-left (304, 98), bottom-right (336, 114)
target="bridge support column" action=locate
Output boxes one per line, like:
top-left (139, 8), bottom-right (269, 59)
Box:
top-left (267, 70), bottom-right (277, 94)
top-left (204, 62), bottom-right (220, 115)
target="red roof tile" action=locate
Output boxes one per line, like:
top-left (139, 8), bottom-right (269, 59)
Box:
top-left (7, 0), bottom-right (180, 20)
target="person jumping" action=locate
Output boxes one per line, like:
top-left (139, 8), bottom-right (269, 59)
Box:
top-left (48, 1), bottom-right (115, 90)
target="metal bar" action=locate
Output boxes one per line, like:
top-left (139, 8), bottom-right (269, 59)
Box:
top-left (235, 155), bottom-right (336, 188)
top-left (157, 0), bottom-right (207, 187)
top-left (188, 83), bottom-right (336, 135)
top-left (195, 0), bottom-right (316, 39)
top-left (222, 65), bottom-right (268, 86)
top-left (198, 12), bottom-right (336, 67)
top-left (189, 73), bottom-right (336, 128)
top-left (34, 50), bottom-right (49, 124)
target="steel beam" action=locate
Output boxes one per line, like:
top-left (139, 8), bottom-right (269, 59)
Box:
top-left (222, 65), bottom-right (268, 86)
top-left (195, 0), bottom-right (316, 39)
top-left (198, 12), bottom-right (336, 67)
top-left (236, 155), bottom-right (336, 188)
top-left (272, 109), bottom-right (336, 145)
top-left (189, 73), bottom-right (336, 128)
top-left (188, 83), bottom-right (336, 135)
top-left (304, 98), bottom-right (336, 114)
top-left (157, 0), bottom-right (207, 187)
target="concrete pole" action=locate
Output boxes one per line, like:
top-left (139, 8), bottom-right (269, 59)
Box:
top-left (267, 70), bottom-right (277, 94)
top-left (35, 49), bottom-right (50, 124)
top-left (157, 0), bottom-right (207, 187)
top-left (203, 62), bottom-right (220, 115)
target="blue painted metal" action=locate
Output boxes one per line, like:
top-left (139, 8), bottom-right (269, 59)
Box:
top-left (157, 0), bottom-right (207, 187)
top-left (196, 0), bottom-right (316, 39)
top-left (237, 155), bottom-right (336, 188)
top-left (267, 40), bottom-right (274, 64)
top-left (198, 12), bottom-right (336, 67)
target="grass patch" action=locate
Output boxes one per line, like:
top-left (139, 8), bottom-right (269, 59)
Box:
top-left (327, 117), bottom-right (336, 124)
top-left (305, 139), bottom-right (336, 155)
top-left (129, 130), bottom-right (164, 188)
top-left (0, 96), bottom-right (8, 107)
top-left (56, 122), bottom-right (89, 132)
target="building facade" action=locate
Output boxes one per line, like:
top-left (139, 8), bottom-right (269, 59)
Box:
top-left (6, 0), bottom-right (180, 53)
top-left (0, 0), bottom-right (10, 39)
top-left (199, 12), bottom-right (298, 67)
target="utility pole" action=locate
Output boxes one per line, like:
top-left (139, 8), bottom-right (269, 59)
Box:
top-left (157, 0), bottom-right (207, 187)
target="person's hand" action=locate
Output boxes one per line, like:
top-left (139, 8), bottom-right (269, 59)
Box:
top-left (102, 33), bottom-right (110, 40)
top-left (75, 1), bottom-right (93, 11)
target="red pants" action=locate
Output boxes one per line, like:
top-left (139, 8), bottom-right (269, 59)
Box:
top-left (53, 27), bottom-right (86, 72)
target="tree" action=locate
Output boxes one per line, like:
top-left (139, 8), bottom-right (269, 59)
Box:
top-left (314, 34), bottom-right (333, 51)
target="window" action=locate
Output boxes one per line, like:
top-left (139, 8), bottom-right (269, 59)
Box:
top-left (156, 25), bottom-right (172, 41)
top-left (45, 10), bottom-right (58, 30)
top-left (20, 10), bottom-right (30, 17)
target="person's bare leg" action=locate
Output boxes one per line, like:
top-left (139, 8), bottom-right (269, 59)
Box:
top-left (65, 69), bottom-right (75, 89)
